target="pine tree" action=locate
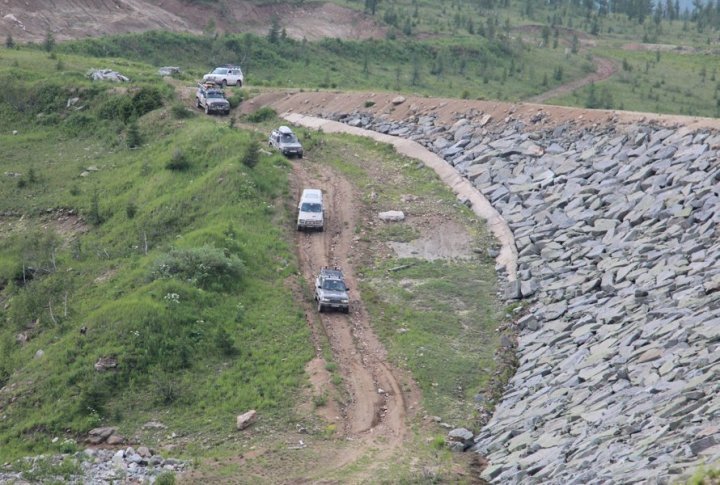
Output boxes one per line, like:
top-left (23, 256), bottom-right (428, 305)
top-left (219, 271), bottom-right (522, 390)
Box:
top-left (267, 16), bottom-right (281, 44)
top-left (43, 31), bottom-right (55, 52)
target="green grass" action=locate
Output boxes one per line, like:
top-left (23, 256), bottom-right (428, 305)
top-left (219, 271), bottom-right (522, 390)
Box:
top-left (687, 465), bottom-right (720, 484)
top-left (546, 47), bottom-right (720, 117)
top-left (310, 133), bottom-right (501, 425)
top-left (0, 46), bottom-right (504, 481)
top-left (51, 30), bottom-right (594, 102)
top-left (0, 48), bottom-right (312, 461)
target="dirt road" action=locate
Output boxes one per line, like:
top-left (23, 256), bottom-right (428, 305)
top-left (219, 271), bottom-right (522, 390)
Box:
top-left (291, 160), bottom-right (417, 474)
top-left (526, 56), bottom-right (618, 104)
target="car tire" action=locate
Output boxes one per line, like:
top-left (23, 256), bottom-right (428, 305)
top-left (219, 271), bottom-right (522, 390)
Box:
top-left (237, 80), bottom-right (243, 87)
top-left (196, 98), bottom-right (201, 109)
top-left (205, 104), bottom-right (210, 115)
top-left (317, 301), bottom-right (324, 313)
top-left (221, 79), bottom-right (227, 88)
top-left (343, 307), bottom-right (349, 314)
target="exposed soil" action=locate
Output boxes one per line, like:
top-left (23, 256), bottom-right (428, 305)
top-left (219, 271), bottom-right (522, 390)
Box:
top-left (526, 56), bottom-right (618, 104)
top-left (0, 0), bottom-right (384, 43)
top-left (252, 88), bottom-right (720, 132)
top-left (388, 217), bottom-right (474, 260)
top-left (290, 159), bottom-right (420, 475)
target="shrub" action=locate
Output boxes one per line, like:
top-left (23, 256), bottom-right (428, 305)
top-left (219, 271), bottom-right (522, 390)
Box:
top-left (151, 246), bottom-right (245, 290)
top-left (131, 87), bottom-right (164, 117)
top-left (166, 148), bottom-right (190, 171)
top-left (364, 100), bottom-right (375, 107)
top-left (87, 190), bottom-right (103, 226)
top-left (227, 91), bottom-right (244, 108)
top-left (245, 106), bottom-right (276, 122)
top-left (431, 435), bottom-right (446, 450)
top-left (242, 140), bottom-right (260, 168)
top-left (155, 472), bottom-right (176, 485)
top-left (98, 95), bottom-right (134, 123)
top-left (126, 122), bottom-right (142, 148)
top-left (214, 327), bottom-right (237, 356)
top-left (170, 102), bottom-right (194, 119)
top-left (126, 201), bottom-right (137, 219)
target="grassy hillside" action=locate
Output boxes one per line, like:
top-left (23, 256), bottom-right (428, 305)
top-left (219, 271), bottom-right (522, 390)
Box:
top-left (0, 46), bottom-right (507, 482)
top-left (55, 30), bottom-right (593, 102)
top-left (0, 47), bottom-right (311, 461)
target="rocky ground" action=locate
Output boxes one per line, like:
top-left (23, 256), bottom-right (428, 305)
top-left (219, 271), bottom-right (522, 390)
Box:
top-left (260, 91), bottom-right (720, 483)
top-left (0, 446), bottom-right (184, 484)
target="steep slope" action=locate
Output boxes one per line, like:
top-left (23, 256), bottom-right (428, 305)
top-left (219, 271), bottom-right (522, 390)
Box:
top-left (0, 0), bottom-right (384, 42)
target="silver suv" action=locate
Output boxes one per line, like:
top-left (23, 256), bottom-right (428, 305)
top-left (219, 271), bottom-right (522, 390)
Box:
top-left (315, 267), bottom-right (350, 313)
top-left (202, 65), bottom-right (244, 87)
top-left (196, 83), bottom-right (230, 115)
top-left (269, 126), bottom-right (304, 158)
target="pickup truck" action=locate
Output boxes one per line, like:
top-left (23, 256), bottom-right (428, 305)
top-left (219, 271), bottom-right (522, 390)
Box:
top-left (196, 83), bottom-right (230, 115)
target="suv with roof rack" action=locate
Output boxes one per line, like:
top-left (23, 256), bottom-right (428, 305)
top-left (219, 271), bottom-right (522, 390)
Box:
top-left (196, 82), bottom-right (230, 115)
top-left (269, 125), bottom-right (304, 158)
top-left (315, 267), bottom-right (350, 313)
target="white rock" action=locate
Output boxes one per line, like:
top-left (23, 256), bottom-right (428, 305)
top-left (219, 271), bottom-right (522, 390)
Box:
top-left (236, 410), bottom-right (257, 430)
top-left (378, 210), bottom-right (405, 222)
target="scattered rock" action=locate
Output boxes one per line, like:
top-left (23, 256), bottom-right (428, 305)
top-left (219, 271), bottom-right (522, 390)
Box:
top-left (158, 66), bottom-right (181, 76)
top-left (236, 410), bottom-right (257, 430)
top-left (94, 357), bottom-right (118, 372)
top-left (87, 69), bottom-right (130, 82)
top-left (378, 210), bottom-right (405, 222)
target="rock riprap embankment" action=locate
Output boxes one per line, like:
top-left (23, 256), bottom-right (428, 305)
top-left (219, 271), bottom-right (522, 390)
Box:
top-left (320, 108), bottom-right (720, 483)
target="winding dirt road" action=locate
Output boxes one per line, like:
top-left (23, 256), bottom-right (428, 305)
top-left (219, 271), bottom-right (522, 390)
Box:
top-left (526, 56), bottom-right (618, 104)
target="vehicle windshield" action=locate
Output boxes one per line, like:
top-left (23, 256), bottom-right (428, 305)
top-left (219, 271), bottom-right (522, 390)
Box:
top-left (207, 92), bottom-right (224, 98)
top-left (280, 133), bottom-right (298, 143)
top-left (301, 202), bottom-right (322, 212)
top-left (213, 68), bottom-right (227, 74)
top-left (322, 280), bottom-right (346, 291)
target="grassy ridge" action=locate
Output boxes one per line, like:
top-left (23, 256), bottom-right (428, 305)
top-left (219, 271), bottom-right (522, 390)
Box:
top-left (0, 48), bottom-right (311, 460)
top-left (54, 30), bottom-right (592, 101)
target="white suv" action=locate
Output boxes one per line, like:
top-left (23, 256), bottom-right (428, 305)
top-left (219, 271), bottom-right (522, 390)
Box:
top-left (202, 65), bottom-right (244, 87)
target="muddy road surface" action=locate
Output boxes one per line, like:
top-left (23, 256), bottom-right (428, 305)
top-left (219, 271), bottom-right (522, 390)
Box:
top-left (291, 159), bottom-right (419, 474)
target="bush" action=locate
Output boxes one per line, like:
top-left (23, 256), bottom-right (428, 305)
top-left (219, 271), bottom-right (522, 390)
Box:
top-left (166, 148), bottom-right (190, 171)
top-left (227, 91), bottom-right (244, 108)
top-left (364, 100), bottom-right (375, 107)
top-left (126, 201), bottom-right (137, 219)
top-left (242, 140), bottom-right (260, 168)
top-left (126, 122), bottom-right (142, 148)
top-left (214, 327), bottom-right (237, 356)
top-left (151, 246), bottom-right (245, 290)
top-left (245, 106), bottom-right (276, 122)
top-left (171, 102), bottom-right (194, 119)
top-left (155, 472), bottom-right (176, 485)
top-left (131, 87), bottom-right (164, 117)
